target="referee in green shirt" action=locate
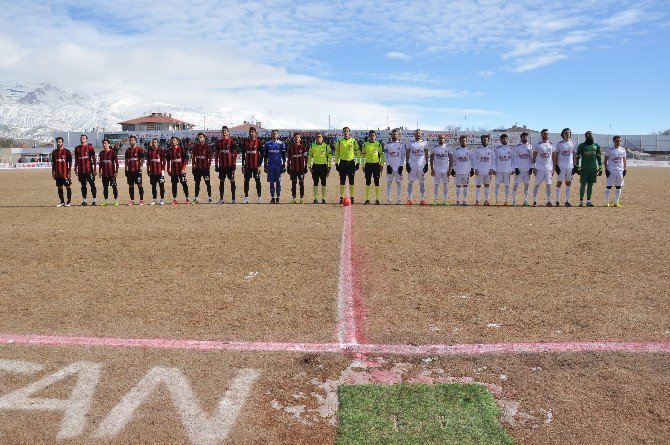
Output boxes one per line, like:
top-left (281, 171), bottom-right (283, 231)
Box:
top-left (361, 130), bottom-right (385, 204)
top-left (308, 132), bottom-right (332, 204)
top-left (334, 127), bottom-right (361, 204)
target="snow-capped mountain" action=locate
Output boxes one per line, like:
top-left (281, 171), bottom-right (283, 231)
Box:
top-left (0, 82), bottom-right (314, 142)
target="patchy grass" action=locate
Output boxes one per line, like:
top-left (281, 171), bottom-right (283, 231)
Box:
top-left (337, 383), bottom-right (515, 445)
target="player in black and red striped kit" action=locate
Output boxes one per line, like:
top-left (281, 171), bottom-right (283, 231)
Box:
top-left (51, 136), bottom-right (72, 207)
top-left (287, 132), bottom-right (308, 203)
top-left (146, 138), bottom-right (166, 205)
top-left (215, 126), bottom-right (238, 204)
top-left (191, 132), bottom-right (212, 204)
top-left (74, 134), bottom-right (97, 206)
top-left (124, 135), bottom-right (145, 205)
top-left (166, 136), bottom-right (190, 204)
top-left (98, 139), bottom-right (119, 206)
top-left (241, 127), bottom-right (263, 204)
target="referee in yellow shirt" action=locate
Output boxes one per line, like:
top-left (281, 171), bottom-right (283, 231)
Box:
top-left (361, 130), bottom-right (385, 205)
top-left (334, 127), bottom-right (361, 204)
top-left (308, 132), bottom-right (332, 204)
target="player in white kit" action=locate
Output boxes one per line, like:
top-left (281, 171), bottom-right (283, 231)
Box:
top-left (512, 131), bottom-right (533, 206)
top-left (493, 133), bottom-right (513, 205)
top-left (385, 128), bottom-right (405, 204)
top-left (603, 135), bottom-right (627, 207)
top-left (531, 129), bottom-right (555, 207)
top-left (405, 129), bottom-right (429, 205)
top-left (553, 128), bottom-right (576, 207)
top-left (429, 134), bottom-right (451, 205)
top-left (451, 135), bottom-right (473, 206)
top-left (471, 135), bottom-right (494, 205)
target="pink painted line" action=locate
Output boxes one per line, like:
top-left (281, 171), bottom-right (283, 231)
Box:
top-left (350, 341), bottom-right (670, 355)
top-left (1, 334), bottom-right (669, 355)
top-left (337, 205), bottom-right (364, 345)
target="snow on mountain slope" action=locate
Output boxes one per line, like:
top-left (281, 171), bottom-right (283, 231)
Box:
top-left (0, 82), bottom-right (315, 141)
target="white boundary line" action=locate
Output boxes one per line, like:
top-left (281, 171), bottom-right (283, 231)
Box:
top-left (336, 205), bottom-right (358, 345)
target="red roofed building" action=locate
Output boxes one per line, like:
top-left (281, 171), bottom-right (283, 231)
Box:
top-left (119, 113), bottom-right (195, 131)
top-left (229, 121), bottom-right (265, 131)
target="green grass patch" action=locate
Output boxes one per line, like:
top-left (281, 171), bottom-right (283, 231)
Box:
top-left (337, 383), bottom-right (516, 445)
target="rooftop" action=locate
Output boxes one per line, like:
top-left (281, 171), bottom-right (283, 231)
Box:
top-left (229, 121), bottom-right (265, 131)
top-left (119, 112), bottom-right (194, 126)
top-left (501, 124), bottom-right (540, 133)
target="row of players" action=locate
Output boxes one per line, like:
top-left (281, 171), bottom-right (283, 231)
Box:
top-left (50, 126), bottom-right (627, 207)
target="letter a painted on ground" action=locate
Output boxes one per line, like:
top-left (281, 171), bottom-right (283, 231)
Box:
top-left (95, 367), bottom-right (260, 445)
top-left (0, 361), bottom-right (102, 439)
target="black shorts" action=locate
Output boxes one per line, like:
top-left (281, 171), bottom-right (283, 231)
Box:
top-left (244, 167), bottom-right (261, 180)
top-left (55, 177), bottom-right (72, 187)
top-left (364, 163), bottom-right (381, 180)
top-left (193, 168), bottom-right (211, 182)
top-left (149, 174), bottom-right (165, 185)
top-left (102, 176), bottom-right (117, 187)
top-left (77, 172), bottom-right (95, 184)
top-left (338, 159), bottom-right (356, 182)
top-left (217, 166), bottom-right (235, 180)
top-left (289, 171), bottom-right (305, 181)
top-left (171, 173), bottom-right (188, 184)
top-left (311, 164), bottom-right (328, 182)
top-left (125, 170), bottom-right (142, 185)
top-left (339, 160), bottom-right (356, 174)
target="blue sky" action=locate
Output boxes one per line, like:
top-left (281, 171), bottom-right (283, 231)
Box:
top-left (1, 0), bottom-right (668, 133)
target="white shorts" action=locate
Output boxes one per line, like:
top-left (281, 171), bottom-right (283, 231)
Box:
top-left (408, 168), bottom-right (425, 182)
top-left (495, 172), bottom-right (511, 185)
top-left (475, 174), bottom-right (491, 186)
top-left (555, 167), bottom-right (574, 182)
top-left (433, 170), bottom-right (449, 184)
top-left (454, 174), bottom-right (470, 186)
top-left (514, 170), bottom-right (531, 185)
top-left (386, 171), bottom-right (403, 183)
top-left (606, 170), bottom-right (625, 187)
top-left (534, 167), bottom-right (553, 185)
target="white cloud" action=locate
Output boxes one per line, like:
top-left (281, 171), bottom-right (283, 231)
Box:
top-left (357, 71), bottom-right (452, 86)
top-left (4, 1), bottom-right (658, 69)
top-left (478, 70), bottom-right (494, 77)
top-left (603, 8), bottom-right (643, 28)
top-left (500, 6), bottom-right (650, 71)
top-left (0, 0), bottom-right (664, 131)
top-left (513, 54), bottom-right (569, 73)
top-left (0, 37), bottom-right (474, 130)
top-left (386, 51), bottom-right (410, 60)
top-left (0, 34), bottom-right (26, 69)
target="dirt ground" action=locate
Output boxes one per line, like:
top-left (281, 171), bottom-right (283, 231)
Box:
top-left (0, 167), bottom-right (668, 444)
top-left (356, 168), bottom-right (670, 345)
top-left (0, 347), bottom-right (667, 445)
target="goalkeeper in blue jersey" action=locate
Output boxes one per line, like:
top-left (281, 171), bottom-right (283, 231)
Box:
top-left (263, 129), bottom-right (287, 203)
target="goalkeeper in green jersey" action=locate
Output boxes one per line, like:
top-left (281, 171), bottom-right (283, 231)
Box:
top-left (361, 130), bottom-right (385, 205)
top-left (308, 132), bottom-right (332, 204)
top-left (575, 130), bottom-right (603, 207)
top-left (334, 127), bottom-right (361, 204)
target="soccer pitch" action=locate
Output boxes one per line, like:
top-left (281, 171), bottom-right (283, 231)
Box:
top-left (0, 167), bottom-right (668, 444)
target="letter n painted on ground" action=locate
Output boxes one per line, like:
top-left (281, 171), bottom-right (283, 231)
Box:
top-left (94, 367), bottom-right (260, 445)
